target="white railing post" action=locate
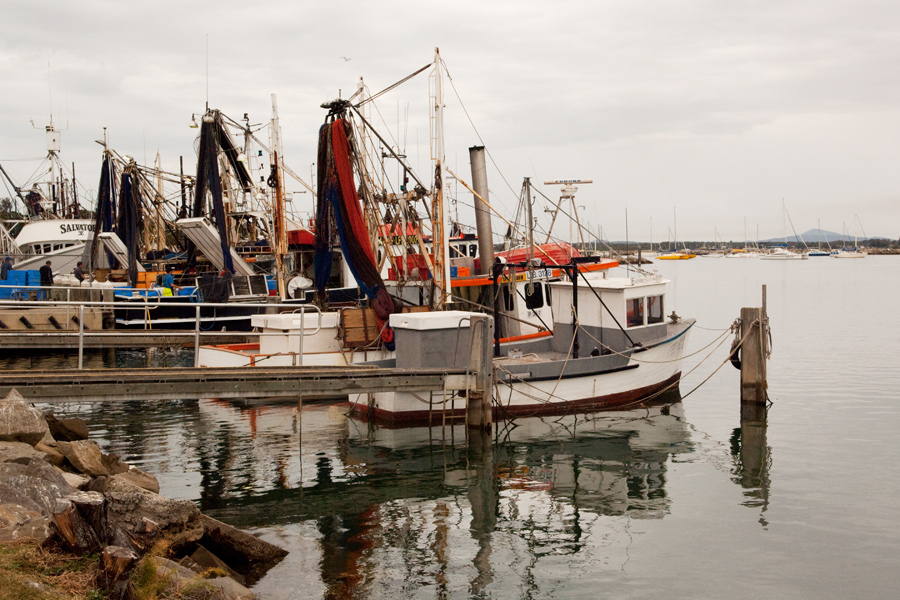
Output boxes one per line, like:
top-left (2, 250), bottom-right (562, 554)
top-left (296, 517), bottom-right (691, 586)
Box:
top-left (298, 307), bottom-right (305, 367)
top-left (194, 305), bottom-right (201, 367)
top-left (78, 304), bottom-right (84, 370)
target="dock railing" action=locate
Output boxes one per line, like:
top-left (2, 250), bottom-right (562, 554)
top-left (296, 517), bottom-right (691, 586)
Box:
top-left (0, 289), bottom-right (327, 369)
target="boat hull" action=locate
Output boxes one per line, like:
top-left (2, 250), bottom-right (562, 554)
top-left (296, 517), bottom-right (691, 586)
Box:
top-left (350, 321), bottom-right (692, 424)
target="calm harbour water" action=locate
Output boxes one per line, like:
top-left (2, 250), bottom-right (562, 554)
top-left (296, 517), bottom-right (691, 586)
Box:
top-left (12, 256), bottom-right (900, 599)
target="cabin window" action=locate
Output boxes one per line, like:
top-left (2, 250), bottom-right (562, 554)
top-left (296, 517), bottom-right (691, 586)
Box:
top-left (647, 295), bottom-right (664, 324)
top-left (43, 244), bottom-right (52, 254)
top-left (626, 297), bottom-right (644, 327)
top-left (524, 282), bottom-right (544, 310)
top-left (33, 245), bottom-right (41, 254)
top-left (469, 244), bottom-right (477, 257)
top-left (52, 244), bottom-right (62, 251)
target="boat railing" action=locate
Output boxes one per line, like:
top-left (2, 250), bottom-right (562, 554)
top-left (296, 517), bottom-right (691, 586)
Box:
top-left (0, 294), bottom-right (324, 369)
top-left (288, 305), bottom-right (323, 363)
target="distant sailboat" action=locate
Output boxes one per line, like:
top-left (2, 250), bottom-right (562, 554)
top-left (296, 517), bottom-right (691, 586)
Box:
top-left (808, 219), bottom-right (832, 256)
top-left (832, 217), bottom-right (867, 258)
top-left (656, 209), bottom-right (696, 260)
top-left (725, 217), bottom-right (759, 258)
top-left (761, 201), bottom-right (808, 260)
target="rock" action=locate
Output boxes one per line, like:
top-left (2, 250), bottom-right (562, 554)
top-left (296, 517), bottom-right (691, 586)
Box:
top-left (0, 441), bottom-right (48, 464)
top-left (0, 459), bottom-right (76, 515)
top-left (204, 573), bottom-right (257, 600)
top-left (44, 413), bottom-right (89, 441)
top-left (111, 466), bottom-right (160, 494)
top-left (101, 452), bottom-right (130, 476)
top-left (36, 442), bottom-right (66, 467)
top-left (142, 556), bottom-right (257, 600)
top-left (56, 440), bottom-right (107, 476)
top-left (60, 471), bottom-right (90, 489)
top-left (0, 389), bottom-right (50, 446)
top-left (0, 502), bottom-right (52, 544)
top-left (200, 514), bottom-right (288, 569)
top-left (182, 544), bottom-right (246, 585)
top-left (38, 429), bottom-right (56, 447)
top-left (106, 477), bottom-right (200, 532)
top-left (55, 440), bottom-right (129, 477)
top-left (86, 475), bottom-right (109, 493)
top-left (105, 478), bottom-right (202, 553)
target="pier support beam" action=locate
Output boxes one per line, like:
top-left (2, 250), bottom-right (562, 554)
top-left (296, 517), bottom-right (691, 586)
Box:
top-left (466, 314), bottom-right (494, 430)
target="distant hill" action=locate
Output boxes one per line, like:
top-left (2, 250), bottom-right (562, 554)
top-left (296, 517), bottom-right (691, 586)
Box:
top-left (761, 229), bottom-right (890, 244)
top-left (599, 229), bottom-right (894, 245)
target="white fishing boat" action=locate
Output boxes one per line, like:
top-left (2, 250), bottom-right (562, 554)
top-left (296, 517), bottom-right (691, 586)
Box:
top-left (0, 120), bottom-right (95, 276)
top-left (351, 266), bottom-right (694, 424)
top-left (11, 218), bottom-right (94, 274)
top-left (208, 50), bottom-right (694, 424)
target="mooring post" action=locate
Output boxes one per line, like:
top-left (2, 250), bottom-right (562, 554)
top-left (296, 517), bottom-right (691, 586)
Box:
top-left (740, 303), bottom-right (767, 409)
top-left (466, 314), bottom-right (494, 430)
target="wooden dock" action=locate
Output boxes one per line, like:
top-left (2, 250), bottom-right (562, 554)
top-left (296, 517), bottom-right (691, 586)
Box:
top-left (0, 365), bottom-right (474, 403)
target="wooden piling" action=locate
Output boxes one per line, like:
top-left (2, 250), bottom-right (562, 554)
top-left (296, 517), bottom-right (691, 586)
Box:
top-left (466, 314), bottom-right (494, 430)
top-left (740, 306), bottom-right (767, 407)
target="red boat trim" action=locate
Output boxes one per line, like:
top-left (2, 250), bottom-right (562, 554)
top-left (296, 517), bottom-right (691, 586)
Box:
top-left (498, 331), bottom-right (552, 344)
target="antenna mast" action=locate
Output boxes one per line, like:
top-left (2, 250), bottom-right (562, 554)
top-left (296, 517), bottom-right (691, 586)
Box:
top-left (543, 179), bottom-right (592, 248)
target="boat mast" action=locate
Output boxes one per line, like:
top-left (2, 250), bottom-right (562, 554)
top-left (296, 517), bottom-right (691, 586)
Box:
top-left (154, 151), bottom-right (166, 251)
top-left (430, 48), bottom-right (451, 307)
top-left (270, 94), bottom-right (287, 299)
top-left (525, 178), bottom-right (534, 264)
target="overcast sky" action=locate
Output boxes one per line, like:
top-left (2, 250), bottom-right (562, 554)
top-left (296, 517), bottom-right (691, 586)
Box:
top-left (2, 0), bottom-right (898, 243)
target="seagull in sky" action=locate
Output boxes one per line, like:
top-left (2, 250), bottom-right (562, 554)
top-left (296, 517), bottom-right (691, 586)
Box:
top-left (340, 56), bottom-right (351, 61)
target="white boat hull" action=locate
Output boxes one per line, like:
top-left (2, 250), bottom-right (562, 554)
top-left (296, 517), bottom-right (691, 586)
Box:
top-left (351, 322), bottom-right (692, 424)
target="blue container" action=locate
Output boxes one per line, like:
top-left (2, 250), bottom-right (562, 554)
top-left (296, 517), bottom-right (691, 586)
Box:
top-left (6, 271), bottom-right (27, 285)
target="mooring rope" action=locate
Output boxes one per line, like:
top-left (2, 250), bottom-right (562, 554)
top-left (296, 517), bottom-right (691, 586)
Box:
top-left (575, 320), bottom-right (733, 364)
top-left (492, 316), bottom-right (754, 415)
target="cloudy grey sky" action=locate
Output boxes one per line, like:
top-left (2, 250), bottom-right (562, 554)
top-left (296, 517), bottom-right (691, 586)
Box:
top-left (2, 0), bottom-right (898, 242)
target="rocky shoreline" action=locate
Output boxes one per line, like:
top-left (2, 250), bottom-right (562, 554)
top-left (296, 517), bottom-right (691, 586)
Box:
top-left (0, 389), bottom-right (286, 599)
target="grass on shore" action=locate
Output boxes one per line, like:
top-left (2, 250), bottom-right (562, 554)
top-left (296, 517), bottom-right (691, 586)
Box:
top-left (0, 540), bottom-right (104, 600)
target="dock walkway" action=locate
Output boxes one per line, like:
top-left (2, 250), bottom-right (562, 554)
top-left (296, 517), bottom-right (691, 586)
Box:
top-left (0, 366), bottom-right (474, 404)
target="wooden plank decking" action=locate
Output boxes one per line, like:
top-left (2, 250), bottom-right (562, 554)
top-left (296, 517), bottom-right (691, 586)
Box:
top-left (0, 365), bottom-right (474, 403)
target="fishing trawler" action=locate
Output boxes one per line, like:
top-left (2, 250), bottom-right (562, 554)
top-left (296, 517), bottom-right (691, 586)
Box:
top-left (203, 50), bottom-right (695, 423)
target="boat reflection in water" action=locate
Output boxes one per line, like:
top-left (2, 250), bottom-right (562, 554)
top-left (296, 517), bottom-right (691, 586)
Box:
top-left (44, 393), bottom-right (702, 597)
top-left (185, 393), bottom-right (692, 597)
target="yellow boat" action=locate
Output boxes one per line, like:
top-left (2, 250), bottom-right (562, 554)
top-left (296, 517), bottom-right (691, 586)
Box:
top-left (656, 252), bottom-right (696, 260)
